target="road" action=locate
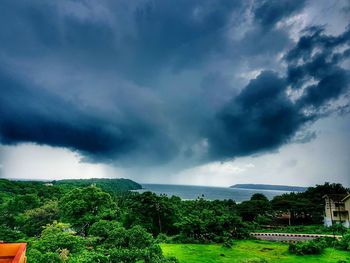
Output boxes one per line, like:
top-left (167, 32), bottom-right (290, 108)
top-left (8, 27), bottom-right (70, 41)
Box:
top-left (251, 232), bottom-right (342, 242)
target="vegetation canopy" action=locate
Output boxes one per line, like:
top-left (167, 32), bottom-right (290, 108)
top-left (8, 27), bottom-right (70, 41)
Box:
top-left (0, 179), bottom-right (349, 262)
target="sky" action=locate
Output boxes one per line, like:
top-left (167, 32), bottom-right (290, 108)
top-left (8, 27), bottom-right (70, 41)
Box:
top-left (0, 0), bottom-right (349, 187)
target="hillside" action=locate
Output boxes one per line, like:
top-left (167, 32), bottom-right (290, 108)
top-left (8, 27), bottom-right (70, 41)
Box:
top-left (230, 184), bottom-right (307, 192)
top-left (53, 178), bottom-right (142, 193)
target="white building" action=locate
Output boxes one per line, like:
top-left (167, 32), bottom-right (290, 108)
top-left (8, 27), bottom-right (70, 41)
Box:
top-left (323, 194), bottom-right (350, 228)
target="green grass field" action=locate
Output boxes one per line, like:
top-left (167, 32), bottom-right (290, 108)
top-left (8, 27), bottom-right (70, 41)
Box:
top-left (161, 240), bottom-right (350, 263)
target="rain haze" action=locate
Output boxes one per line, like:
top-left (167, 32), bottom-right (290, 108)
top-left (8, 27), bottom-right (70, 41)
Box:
top-left (0, 0), bottom-right (349, 187)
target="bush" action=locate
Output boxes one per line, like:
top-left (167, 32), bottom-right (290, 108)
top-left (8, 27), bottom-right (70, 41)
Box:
top-left (254, 215), bottom-right (273, 226)
top-left (337, 234), bottom-right (350, 251)
top-left (154, 256), bottom-right (180, 263)
top-left (288, 240), bottom-right (325, 255)
top-left (156, 233), bottom-right (171, 243)
top-left (241, 258), bottom-right (268, 263)
top-left (222, 236), bottom-right (234, 248)
top-left (26, 249), bottom-right (62, 263)
top-left (314, 236), bottom-right (337, 247)
top-left (328, 224), bottom-right (347, 235)
top-left (0, 225), bottom-right (25, 242)
top-left (68, 250), bottom-right (109, 263)
top-left (170, 234), bottom-right (206, 244)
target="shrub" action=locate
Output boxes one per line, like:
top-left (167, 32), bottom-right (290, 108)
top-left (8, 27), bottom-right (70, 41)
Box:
top-left (157, 257), bottom-right (180, 263)
top-left (314, 236), bottom-right (337, 247)
top-left (156, 233), bottom-right (171, 243)
top-left (241, 258), bottom-right (268, 263)
top-left (26, 249), bottom-right (62, 263)
top-left (328, 224), bottom-right (347, 235)
top-left (0, 225), bottom-right (24, 242)
top-left (254, 215), bottom-right (273, 226)
top-left (337, 234), bottom-right (350, 251)
top-left (288, 240), bottom-right (325, 255)
top-left (222, 238), bottom-right (234, 248)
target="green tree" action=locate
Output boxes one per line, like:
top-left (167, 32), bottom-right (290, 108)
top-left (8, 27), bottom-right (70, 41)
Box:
top-left (123, 192), bottom-right (178, 235)
top-left (18, 200), bottom-right (60, 236)
top-left (238, 194), bottom-right (271, 221)
top-left (89, 220), bottom-right (171, 263)
top-left (58, 186), bottom-right (117, 234)
top-left (27, 221), bottom-right (86, 263)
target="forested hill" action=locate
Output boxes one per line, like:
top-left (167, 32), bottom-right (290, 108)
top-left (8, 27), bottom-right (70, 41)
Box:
top-left (0, 178), bottom-right (142, 197)
top-left (230, 184), bottom-right (307, 192)
top-left (53, 178), bottom-right (142, 193)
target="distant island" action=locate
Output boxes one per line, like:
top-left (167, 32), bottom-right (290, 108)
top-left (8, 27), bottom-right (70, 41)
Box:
top-left (230, 184), bottom-right (307, 192)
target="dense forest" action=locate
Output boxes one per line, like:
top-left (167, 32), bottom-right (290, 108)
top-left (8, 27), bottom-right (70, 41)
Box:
top-left (0, 179), bottom-right (349, 262)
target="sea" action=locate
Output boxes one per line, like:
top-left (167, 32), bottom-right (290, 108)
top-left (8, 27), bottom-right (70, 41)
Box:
top-left (134, 184), bottom-right (291, 202)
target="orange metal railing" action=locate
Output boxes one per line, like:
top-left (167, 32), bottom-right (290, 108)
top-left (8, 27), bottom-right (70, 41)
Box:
top-left (0, 243), bottom-right (27, 263)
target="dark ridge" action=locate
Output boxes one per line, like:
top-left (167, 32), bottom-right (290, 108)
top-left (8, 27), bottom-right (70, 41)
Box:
top-left (230, 184), bottom-right (307, 192)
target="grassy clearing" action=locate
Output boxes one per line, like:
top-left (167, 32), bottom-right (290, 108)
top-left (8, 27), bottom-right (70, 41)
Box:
top-left (161, 240), bottom-right (350, 263)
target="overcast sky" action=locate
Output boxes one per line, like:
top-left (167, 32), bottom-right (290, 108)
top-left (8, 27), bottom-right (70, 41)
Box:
top-left (0, 0), bottom-right (349, 187)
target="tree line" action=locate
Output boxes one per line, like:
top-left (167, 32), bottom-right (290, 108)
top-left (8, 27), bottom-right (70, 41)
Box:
top-left (0, 179), bottom-right (349, 262)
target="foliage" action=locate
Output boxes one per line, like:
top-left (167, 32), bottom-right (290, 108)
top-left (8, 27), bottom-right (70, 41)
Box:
top-left (53, 178), bottom-right (142, 193)
top-left (222, 237), bottom-right (234, 248)
top-left (1, 179), bottom-right (349, 262)
top-left (17, 200), bottom-right (59, 236)
top-left (174, 212), bottom-right (249, 243)
top-left (337, 234), bottom-right (350, 251)
top-left (328, 224), bottom-right (348, 236)
top-left (26, 249), bottom-right (62, 263)
top-left (0, 179), bottom-right (62, 200)
top-left (271, 182), bottom-right (349, 224)
top-left (122, 192), bottom-right (180, 236)
top-left (89, 220), bottom-right (172, 263)
top-left (30, 222), bottom-right (85, 253)
top-left (27, 222), bottom-right (86, 262)
top-left (237, 194), bottom-right (272, 221)
top-left (59, 186), bottom-right (117, 234)
top-left (156, 233), bottom-right (172, 243)
top-left (0, 224), bottom-right (24, 242)
top-left (288, 240), bottom-right (325, 255)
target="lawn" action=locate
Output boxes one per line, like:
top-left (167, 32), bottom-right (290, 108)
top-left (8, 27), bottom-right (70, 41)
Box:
top-left (161, 240), bottom-right (350, 263)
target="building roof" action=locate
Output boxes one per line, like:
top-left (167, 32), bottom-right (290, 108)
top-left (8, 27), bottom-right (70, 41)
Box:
top-left (323, 194), bottom-right (348, 202)
top-left (342, 194), bottom-right (350, 202)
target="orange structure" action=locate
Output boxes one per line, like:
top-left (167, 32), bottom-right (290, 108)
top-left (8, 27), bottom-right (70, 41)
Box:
top-left (0, 243), bottom-right (27, 263)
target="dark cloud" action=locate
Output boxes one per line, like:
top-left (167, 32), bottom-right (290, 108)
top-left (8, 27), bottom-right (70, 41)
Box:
top-left (253, 0), bottom-right (307, 30)
top-left (0, 0), bottom-right (244, 84)
top-left (0, 1), bottom-right (349, 168)
top-left (208, 25), bottom-right (350, 160)
top-left (287, 26), bottom-right (350, 107)
top-left (208, 71), bottom-right (309, 159)
top-left (0, 70), bottom-right (178, 165)
top-left (132, 0), bottom-right (242, 72)
top-left (299, 68), bottom-right (349, 107)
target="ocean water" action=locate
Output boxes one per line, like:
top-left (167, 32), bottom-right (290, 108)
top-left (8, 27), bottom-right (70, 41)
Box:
top-left (134, 184), bottom-right (290, 202)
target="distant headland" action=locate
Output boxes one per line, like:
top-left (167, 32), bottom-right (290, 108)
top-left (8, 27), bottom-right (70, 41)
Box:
top-left (230, 184), bottom-right (307, 192)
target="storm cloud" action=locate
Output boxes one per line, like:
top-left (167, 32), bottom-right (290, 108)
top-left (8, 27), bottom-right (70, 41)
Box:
top-left (209, 25), bottom-right (350, 160)
top-left (0, 69), bottom-right (178, 164)
top-left (0, 0), bottom-right (349, 168)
